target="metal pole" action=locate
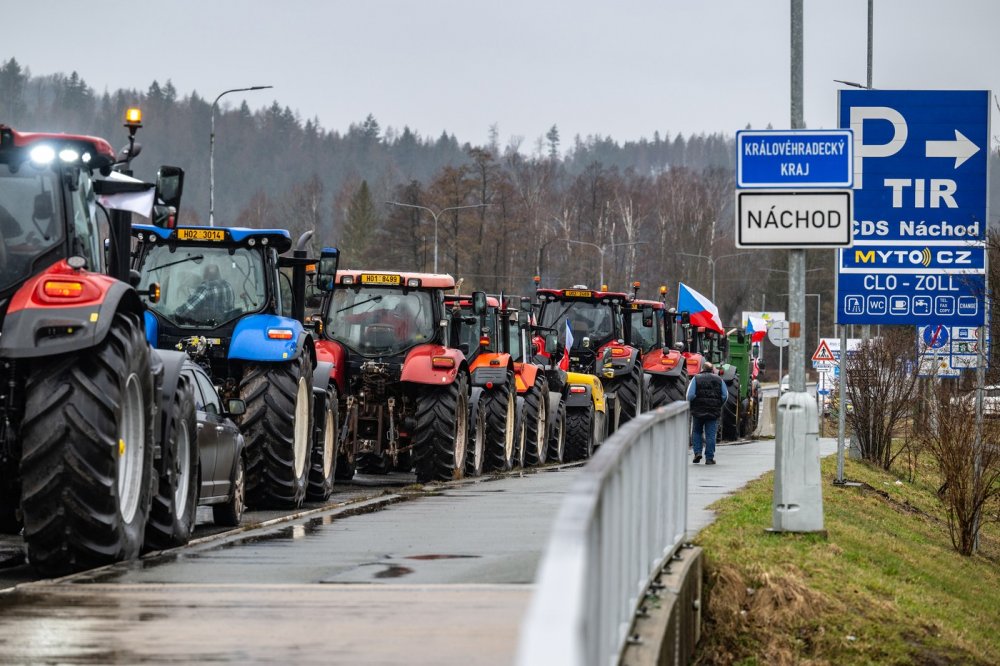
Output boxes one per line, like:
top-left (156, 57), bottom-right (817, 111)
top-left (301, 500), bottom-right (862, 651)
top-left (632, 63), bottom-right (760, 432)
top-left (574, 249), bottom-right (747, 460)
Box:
top-left (711, 258), bottom-right (716, 304)
top-left (789, 0), bottom-right (806, 395)
top-left (836, 325), bottom-right (847, 483)
top-left (599, 247), bottom-right (605, 288)
top-left (209, 108), bottom-right (216, 227)
top-left (973, 321), bottom-right (985, 552)
top-left (433, 210), bottom-right (440, 273)
top-left (867, 0), bottom-right (874, 90)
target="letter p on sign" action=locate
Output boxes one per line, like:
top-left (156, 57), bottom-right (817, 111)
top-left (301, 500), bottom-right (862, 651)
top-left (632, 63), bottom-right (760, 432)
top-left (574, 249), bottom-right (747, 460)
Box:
top-left (850, 106), bottom-right (907, 188)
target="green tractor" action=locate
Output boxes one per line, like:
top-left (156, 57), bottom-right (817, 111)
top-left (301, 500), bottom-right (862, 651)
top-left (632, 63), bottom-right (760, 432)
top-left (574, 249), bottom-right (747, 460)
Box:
top-left (718, 330), bottom-right (762, 441)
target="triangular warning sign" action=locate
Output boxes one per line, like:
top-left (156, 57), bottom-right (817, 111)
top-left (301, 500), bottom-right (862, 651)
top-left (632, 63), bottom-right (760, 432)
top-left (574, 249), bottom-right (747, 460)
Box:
top-left (812, 340), bottom-right (836, 362)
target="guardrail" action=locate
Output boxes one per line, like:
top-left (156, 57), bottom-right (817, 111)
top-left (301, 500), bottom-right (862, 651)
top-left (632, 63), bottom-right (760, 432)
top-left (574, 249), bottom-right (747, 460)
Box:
top-left (516, 401), bottom-right (690, 666)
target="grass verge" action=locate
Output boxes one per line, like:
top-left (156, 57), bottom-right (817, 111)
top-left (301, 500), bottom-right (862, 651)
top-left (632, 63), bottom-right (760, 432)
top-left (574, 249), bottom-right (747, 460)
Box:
top-left (694, 452), bottom-right (1000, 665)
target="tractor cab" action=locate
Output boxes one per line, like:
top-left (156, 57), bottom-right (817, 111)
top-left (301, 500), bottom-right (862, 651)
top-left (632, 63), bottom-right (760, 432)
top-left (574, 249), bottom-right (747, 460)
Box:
top-left (444, 292), bottom-right (502, 365)
top-left (535, 286), bottom-right (635, 378)
top-left (131, 225), bottom-right (299, 371)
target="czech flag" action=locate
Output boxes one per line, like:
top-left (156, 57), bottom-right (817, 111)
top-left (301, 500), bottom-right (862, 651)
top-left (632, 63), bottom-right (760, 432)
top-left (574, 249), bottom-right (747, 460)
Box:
top-left (559, 319), bottom-right (574, 371)
top-left (677, 283), bottom-right (724, 334)
top-left (746, 315), bottom-right (767, 343)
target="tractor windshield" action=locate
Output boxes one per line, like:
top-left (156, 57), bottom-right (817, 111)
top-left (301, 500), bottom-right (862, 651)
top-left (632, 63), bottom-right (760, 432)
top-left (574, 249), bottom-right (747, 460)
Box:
top-left (539, 300), bottom-right (617, 349)
top-left (0, 165), bottom-right (64, 293)
top-left (630, 310), bottom-right (659, 354)
top-left (326, 286), bottom-right (435, 357)
top-left (137, 244), bottom-right (267, 328)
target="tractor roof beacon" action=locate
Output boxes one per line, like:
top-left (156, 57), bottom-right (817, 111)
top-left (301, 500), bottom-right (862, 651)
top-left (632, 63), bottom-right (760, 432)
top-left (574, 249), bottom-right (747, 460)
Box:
top-left (0, 112), bottom-right (200, 575)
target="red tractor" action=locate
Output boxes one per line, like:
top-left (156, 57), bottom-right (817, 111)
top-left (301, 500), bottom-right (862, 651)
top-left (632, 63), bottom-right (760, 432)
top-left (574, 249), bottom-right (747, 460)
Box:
top-left (314, 267), bottom-right (472, 483)
top-left (628, 286), bottom-right (688, 407)
top-left (445, 293), bottom-right (517, 474)
top-left (535, 286), bottom-right (647, 430)
top-left (0, 113), bottom-right (199, 574)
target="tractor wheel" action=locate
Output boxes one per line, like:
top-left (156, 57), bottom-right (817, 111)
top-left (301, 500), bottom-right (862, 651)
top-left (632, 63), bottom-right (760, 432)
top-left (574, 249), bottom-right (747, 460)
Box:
top-left (522, 375), bottom-right (549, 467)
top-left (546, 398), bottom-right (566, 464)
top-left (413, 374), bottom-right (468, 483)
top-left (465, 391), bottom-right (487, 477)
top-left (611, 361), bottom-right (644, 425)
top-left (721, 378), bottom-right (741, 441)
top-left (649, 374), bottom-right (688, 408)
top-left (239, 357), bottom-right (314, 509)
top-left (514, 397), bottom-right (528, 468)
top-left (565, 406), bottom-right (596, 462)
top-left (481, 373), bottom-right (516, 472)
top-left (307, 386), bottom-right (338, 501)
top-left (213, 453), bottom-right (245, 527)
top-left (145, 372), bottom-right (199, 550)
top-left (392, 450), bottom-right (413, 473)
top-left (19, 312), bottom-right (155, 576)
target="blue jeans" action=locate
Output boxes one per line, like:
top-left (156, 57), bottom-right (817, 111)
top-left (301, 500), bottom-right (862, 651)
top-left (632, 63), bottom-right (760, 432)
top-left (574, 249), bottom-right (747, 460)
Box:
top-left (691, 416), bottom-right (718, 460)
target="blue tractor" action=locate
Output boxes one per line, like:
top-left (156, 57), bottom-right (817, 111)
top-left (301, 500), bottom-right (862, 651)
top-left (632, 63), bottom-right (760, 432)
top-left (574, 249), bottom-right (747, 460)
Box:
top-left (130, 224), bottom-right (338, 509)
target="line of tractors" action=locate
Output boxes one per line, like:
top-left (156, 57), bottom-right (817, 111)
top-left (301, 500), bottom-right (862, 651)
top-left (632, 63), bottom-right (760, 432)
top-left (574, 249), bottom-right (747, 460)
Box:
top-left (0, 112), bottom-right (760, 576)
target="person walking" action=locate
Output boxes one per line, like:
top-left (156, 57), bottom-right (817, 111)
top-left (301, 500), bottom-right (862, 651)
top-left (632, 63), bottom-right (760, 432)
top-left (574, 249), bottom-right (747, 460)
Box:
top-left (686, 361), bottom-right (728, 465)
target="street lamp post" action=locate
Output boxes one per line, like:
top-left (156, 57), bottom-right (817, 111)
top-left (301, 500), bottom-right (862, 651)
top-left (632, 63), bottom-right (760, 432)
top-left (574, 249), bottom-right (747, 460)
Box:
top-left (563, 239), bottom-right (647, 287)
top-left (210, 85), bottom-right (272, 227)
top-left (678, 251), bottom-right (753, 303)
top-left (385, 202), bottom-right (490, 273)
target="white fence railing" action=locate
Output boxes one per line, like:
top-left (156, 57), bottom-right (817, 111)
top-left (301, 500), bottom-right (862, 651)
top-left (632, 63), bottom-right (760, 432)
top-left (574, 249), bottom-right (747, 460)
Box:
top-left (516, 401), bottom-right (690, 666)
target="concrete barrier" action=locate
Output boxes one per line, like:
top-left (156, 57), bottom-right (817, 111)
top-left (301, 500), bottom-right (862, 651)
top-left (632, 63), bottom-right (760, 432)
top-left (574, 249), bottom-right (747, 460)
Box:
top-left (757, 396), bottom-right (778, 438)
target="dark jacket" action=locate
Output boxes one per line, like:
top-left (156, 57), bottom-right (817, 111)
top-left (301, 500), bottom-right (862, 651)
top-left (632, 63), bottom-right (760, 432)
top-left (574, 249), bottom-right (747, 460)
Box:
top-left (686, 370), bottom-right (727, 419)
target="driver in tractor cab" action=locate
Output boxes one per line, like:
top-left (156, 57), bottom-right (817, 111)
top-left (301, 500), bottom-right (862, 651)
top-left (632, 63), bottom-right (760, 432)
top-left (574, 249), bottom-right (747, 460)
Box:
top-left (174, 262), bottom-right (235, 322)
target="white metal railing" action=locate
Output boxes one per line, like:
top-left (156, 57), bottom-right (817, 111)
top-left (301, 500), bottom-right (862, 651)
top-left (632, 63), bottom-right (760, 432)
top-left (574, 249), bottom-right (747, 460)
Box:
top-left (516, 401), bottom-right (690, 666)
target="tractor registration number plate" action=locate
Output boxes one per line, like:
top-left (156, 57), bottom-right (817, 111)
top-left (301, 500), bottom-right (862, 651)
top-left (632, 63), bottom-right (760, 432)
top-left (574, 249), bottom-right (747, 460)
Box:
top-left (564, 290), bottom-right (592, 298)
top-left (176, 229), bottom-right (226, 242)
top-left (360, 274), bottom-right (401, 285)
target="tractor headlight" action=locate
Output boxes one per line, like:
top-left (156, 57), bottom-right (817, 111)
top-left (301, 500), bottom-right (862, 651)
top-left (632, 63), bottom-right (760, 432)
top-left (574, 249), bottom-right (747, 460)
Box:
top-left (29, 145), bottom-right (55, 165)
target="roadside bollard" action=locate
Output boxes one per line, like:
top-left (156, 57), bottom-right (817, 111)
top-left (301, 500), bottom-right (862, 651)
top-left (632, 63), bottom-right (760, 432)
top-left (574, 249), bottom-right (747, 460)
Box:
top-left (771, 392), bottom-right (824, 532)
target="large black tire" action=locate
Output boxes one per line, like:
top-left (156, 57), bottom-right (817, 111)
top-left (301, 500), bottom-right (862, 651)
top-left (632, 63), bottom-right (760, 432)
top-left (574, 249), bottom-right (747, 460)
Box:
top-left (145, 372), bottom-right (199, 550)
top-left (213, 452), bottom-right (245, 527)
top-left (565, 406), bottom-right (596, 462)
top-left (465, 390), bottom-right (487, 477)
top-left (522, 375), bottom-right (550, 467)
top-left (546, 397), bottom-right (566, 464)
top-left (609, 361), bottom-right (644, 425)
top-left (649, 373), bottom-right (688, 408)
top-left (721, 377), bottom-right (741, 441)
top-left (307, 386), bottom-right (338, 501)
top-left (514, 397), bottom-right (528, 468)
top-left (239, 357), bottom-right (314, 509)
top-left (413, 374), bottom-right (469, 483)
top-left (20, 312), bottom-right (155, 576)
top-left (481, 373), bottom-right (516, 473)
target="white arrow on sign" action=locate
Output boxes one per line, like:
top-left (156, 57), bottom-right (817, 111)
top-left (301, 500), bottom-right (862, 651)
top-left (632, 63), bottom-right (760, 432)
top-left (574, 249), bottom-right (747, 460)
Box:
top-left (925, 129), bottom-right (980, 169)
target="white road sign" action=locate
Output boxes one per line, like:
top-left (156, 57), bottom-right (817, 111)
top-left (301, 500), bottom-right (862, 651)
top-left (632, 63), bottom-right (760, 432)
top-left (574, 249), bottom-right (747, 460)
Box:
top-left (735, 190), bottom-right (853, 248)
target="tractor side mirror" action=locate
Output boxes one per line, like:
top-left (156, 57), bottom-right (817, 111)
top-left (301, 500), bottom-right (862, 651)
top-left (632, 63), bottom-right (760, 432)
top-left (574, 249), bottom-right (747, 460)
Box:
top-left (317, 247), bottom-right (340, 291)
top-left (751, 343), bottom-right (761, 359)
top-left (758, 358), bottom-right (766, 371)
top-left (155, 165), bottom-right (184, 209)
top-left (472, 291), bottom-right (487, 316)
top-left (225, 398), bottom-right (246, 416)
top-left (582, 336), bottom-right (591, 349)
top-left (544, 333), bottom-right (559, 354)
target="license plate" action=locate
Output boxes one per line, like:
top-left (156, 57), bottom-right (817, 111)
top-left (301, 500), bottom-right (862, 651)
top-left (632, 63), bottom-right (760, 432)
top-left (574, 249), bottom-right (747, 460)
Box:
top-left (564, 290), bottom-right (592, 298)
top-left (360, 274), bottom-right (401, 285)
top-left (176, 228), bottom-right (226, 242)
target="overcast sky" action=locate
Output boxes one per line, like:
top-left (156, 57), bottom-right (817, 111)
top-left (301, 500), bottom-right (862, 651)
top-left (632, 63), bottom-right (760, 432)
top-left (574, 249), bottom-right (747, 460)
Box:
top-left (4, 1), bottom-right (999, 149)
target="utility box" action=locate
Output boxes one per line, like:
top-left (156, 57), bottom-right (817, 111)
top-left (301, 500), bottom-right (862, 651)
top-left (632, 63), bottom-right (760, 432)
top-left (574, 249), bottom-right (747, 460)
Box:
top-left (772, 392), bottom-right (824, 532)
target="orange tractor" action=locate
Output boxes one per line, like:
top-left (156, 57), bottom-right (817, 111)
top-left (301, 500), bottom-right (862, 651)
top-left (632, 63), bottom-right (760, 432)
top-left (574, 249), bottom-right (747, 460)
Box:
top-left (628, 284), bottom-right (688, 407)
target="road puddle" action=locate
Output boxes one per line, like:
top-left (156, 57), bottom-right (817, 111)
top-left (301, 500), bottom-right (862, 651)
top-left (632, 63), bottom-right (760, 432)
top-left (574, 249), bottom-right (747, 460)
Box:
top-left (405, 554), bottom-right (480, 560)
top-left (374, 565), bottom-right (414, 579)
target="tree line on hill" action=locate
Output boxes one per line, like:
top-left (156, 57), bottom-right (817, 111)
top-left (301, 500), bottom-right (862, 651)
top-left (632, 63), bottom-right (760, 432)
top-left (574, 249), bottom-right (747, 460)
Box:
top-left (3, 57), bottom-right (1000, 368)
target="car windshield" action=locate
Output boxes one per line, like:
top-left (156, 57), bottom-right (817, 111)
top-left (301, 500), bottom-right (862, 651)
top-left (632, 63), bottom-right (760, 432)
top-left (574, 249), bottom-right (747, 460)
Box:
top-left (539, 300), bottom-right (616, 349)
top-left (326, 286), bottom-right (435, 357)
top-left (0, 164), bottom-right (64, 293)
top-left (630, 311), bottom-right (658, 353)
top-left (137, 244), bottom-right (267, 328)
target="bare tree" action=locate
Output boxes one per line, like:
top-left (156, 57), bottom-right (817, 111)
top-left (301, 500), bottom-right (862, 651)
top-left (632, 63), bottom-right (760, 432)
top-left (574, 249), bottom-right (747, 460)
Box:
top-left (844, 328), bottom-right (921, 470)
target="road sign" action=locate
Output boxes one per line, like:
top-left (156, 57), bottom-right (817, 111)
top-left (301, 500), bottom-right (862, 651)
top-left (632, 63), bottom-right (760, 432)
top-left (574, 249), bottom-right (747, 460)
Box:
top-left (741, 311), bottom-right (786, 328)
top-left (917, 325), bottom-right (991, 375)
top-left (735, 190), bottom-right (853, 248)
top-left (836, 90), bottom-right (990, 326)
top-left (767, 320), bottom-right (790, 348)
top-left (736, 130), bottom-right (854, 188)
top-left (812, 340), bottom-right (836, 363)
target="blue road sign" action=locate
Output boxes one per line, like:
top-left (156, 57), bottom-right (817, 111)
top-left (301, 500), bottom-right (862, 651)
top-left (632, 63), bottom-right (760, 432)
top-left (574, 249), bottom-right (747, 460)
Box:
top-left (837, 90), bottom-right (990, 326)
top-left (922, 325), bottom-right (949, 349)
top-left (737, 130), bottom-right (853, 188)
